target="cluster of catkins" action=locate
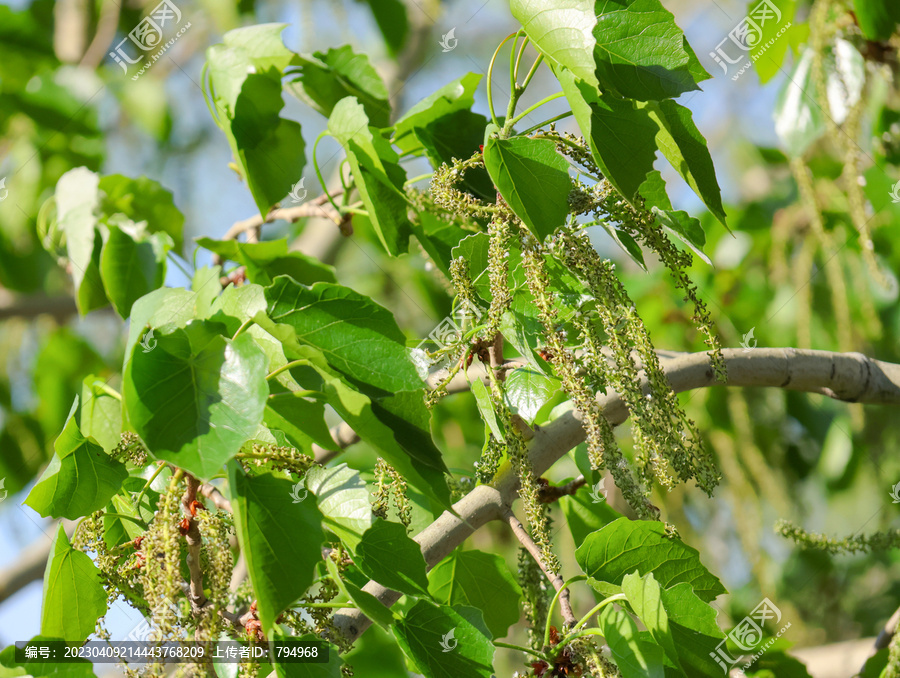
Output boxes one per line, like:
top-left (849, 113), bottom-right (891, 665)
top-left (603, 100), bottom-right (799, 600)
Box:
top-left (427, 130), bottom-right (726, 594)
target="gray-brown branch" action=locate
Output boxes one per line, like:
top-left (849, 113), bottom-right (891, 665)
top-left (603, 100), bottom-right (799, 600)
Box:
top-left (332, 348), bottom-right (900, 642)
top-left (504, 508), bottom-right (577, 628)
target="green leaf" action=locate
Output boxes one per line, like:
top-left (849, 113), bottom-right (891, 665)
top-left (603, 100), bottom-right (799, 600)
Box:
top-left (622, 572), bottom-right (680, 668)
top-left (356, 0), bottom-right (409, 56)
top-left (482, 136), bottom-right (571, 240)
top-left (412, 213), bottom-right (475, 278)
top-left (560, 488), bottom-right (623, 546)
top-left (749, 0), bottom-right (797, 83)
top-left (355, 519), bottom-right (429, 597)
top-left (657, 581), bottom-right (727, 676)
top-left (773, 48), bottom-right (824, 158)
top-left (258, 331), bottom-right (452, 510)
top-left (123, 322), bottom-right (268, 479)
top-left (232, 76), bottom-right (306, 216)
top-left (41, 524), bottom-right (108, 643)
top-left (342, 625), bottom-right (408, 677)
top-left (638, 166), bottom-right (713, 252)
top-left (427, 550), bottom-right (522, 638)
top-left (392, 600), bottom-right (495, 678)
top-left (228, 463), bottom-right (326, 633)
top-left (741, 651), bottom-right (814, 677)
top-left (98, 174), bottom-right (185, 251)
top-left (596, 221), bottom-right (647, 270)
top-left (593, 0), bottom-right (707, 101)
top-left (557, 68), bottom-right (658, 203)
top-left (503, 367), bottom-right (558, 424)
top-left (287, 45), bottom-right (390, 127)
top-left (196, 238), bottom-right (336, 286)
top-left (265, 276), bottom-right (423, 393)
top-left (55, 167), bottom-right (106, 315)
top-left (651, 207), bottom-right (711, 264)
top-left (205, 25), bottom-right (305, 216)
top-left (597, 605), bottom-right (666, 678)
top-left (851, 0), bottom-right (900, 41)
top-left (192, 265), bottom-right (223, 310)
top-left (104, 478), bottom-right (154, 549)
top-left (344, 579), bottom-right (396, 630)
top-left (510, 0), bottom-right (598, 87)
top-left (305, 463), bottom-right (374, 551)
top-left (265, 392), bottom-right (334, 453)
top-left (470, 379), bottom-right (505, 440)
top-left (25, 400), bottom-right (128, 520)
top-left (327, 97), bottom-right (411, 255)
top-left (574, 518), bottom-right (726, 601)
top-left (392, 74), bottom-right (482, 153)
top-left (78, 376), bottom-right (122, 454)
top-left (124, 288), bottom-right (205, 362)
top-left (100, 224), bottom-right (170, 318)
top-left (413, 110), bottom-right (496, 201)
top-left (639, 99), bottom-right (727, 227)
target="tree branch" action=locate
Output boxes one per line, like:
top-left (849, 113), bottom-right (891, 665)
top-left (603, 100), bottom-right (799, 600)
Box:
top-left (0, 520), bottom-right (77, 605)
top-left (332, 348), bottom-right (900, 643)
top-left (217, 190), bottom-right (349, 266)
top-left (503, 508), bottom-right (576, 628)
top-left (181, 475), bottom-right (208, 614)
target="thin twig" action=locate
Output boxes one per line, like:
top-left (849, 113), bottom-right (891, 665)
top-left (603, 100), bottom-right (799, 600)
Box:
top-left (503, 508), bottom-right (577, 628)
top-left (181, 475), bottom-right (208, 614)
top-left (538, 476), bottom-right (587, 504)
top-left (217, 190), bottom-right (349, 266)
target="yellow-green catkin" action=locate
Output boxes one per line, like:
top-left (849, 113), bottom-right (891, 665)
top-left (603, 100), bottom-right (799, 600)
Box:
top-left (517, 548), bottom-right (550, 651)
top-left (195, 508), bottom-right (234, 639)
top-left (240, 443), bottom-right (315, 476)
top-left (140, 474), bottom-right (185, 641)
top-left (776, 520), bottom-right (900, 554)
top-left (371, 458), bottom-right (412, 527)
top-left (519, 229), bottom-right (658, 520)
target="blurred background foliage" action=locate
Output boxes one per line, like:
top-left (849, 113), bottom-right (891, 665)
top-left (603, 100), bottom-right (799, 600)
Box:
top-left (0, 0), bottom-right (899, 674)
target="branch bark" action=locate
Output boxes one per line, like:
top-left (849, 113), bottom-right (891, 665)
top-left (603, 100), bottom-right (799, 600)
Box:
top-left (504, 508), bottom-right (576, 628)
top-left (332, 348), bottom-right (900, 643)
